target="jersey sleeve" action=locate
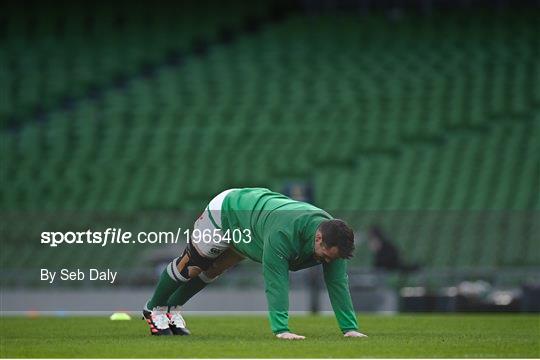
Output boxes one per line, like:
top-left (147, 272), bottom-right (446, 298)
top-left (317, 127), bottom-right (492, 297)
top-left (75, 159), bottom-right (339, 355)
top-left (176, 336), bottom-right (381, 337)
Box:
top-left (323, 259), bottom-right (359, 333)
top-left (262, 231), bottom-right (292, 334)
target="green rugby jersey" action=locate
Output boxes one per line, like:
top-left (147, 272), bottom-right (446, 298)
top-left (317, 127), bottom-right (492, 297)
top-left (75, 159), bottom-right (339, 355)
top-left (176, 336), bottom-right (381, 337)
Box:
top-left (220, 188), bottom-right (358, 334)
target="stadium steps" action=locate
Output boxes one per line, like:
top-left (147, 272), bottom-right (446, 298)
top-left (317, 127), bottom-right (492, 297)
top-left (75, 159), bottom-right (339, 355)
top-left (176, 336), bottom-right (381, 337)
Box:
top-left (1, 0), bottom-right (291, 130)
top-left (1, 10), bottom-right (538, 272)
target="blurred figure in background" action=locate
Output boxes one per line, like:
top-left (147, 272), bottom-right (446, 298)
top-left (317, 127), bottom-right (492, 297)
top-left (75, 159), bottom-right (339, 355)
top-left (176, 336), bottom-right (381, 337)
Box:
top-left (368, 225), bottom-right (419, 273)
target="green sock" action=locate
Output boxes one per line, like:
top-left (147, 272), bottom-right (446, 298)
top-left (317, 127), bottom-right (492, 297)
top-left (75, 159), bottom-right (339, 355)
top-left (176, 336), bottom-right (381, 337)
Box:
top-left (146, 260), bottom-right (186, 309)
top-left (167, 276), bottom-right (208, 307)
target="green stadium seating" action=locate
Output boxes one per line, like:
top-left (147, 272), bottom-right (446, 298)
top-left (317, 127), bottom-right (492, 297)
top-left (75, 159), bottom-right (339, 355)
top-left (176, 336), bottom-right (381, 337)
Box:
top-left (1, 6), bottom-right (538, 279)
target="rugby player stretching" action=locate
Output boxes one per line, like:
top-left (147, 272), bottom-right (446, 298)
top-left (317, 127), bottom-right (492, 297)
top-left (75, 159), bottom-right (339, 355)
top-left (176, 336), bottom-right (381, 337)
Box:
top-left (143, 188), bottom-right (367, 339)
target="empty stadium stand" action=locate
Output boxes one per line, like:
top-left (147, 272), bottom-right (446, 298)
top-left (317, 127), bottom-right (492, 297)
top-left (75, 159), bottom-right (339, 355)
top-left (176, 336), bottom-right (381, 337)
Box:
top-left (1, 2), bottom-right (538, 283)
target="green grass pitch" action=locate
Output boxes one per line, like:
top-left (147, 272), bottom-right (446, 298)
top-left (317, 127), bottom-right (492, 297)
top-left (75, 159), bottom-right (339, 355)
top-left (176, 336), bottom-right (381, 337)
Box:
top-left (1, 314), bottom-right (539, 358)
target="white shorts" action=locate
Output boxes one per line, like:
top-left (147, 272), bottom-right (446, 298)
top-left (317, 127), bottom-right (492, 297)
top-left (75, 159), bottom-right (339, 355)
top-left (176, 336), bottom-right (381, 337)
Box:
top-left (190, 189), bottom-right (238, 259)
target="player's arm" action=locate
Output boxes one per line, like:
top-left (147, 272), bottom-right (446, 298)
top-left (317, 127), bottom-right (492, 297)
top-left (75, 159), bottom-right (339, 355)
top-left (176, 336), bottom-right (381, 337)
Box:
top-left (322, 258), bottom-right (360, 334)
top-left (262, 232), bottom-right (304, 339)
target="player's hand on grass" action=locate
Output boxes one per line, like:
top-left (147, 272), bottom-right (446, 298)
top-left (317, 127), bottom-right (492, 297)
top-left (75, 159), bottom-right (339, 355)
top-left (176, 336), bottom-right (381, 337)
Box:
top-left (344, 330), bottom-right (368, 338)
top-left (276, 332), bottom-right (306, 340)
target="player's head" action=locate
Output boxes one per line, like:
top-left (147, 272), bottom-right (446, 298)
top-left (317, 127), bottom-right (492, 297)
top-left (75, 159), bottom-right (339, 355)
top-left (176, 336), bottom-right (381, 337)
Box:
top-left (314, 219), bottom-right (355, 263)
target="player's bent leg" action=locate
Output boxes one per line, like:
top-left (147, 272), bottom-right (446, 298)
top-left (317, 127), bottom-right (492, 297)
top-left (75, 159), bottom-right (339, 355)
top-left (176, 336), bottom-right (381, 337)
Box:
top-left (174, 242), bottom-right (214, 281)
top-left (143, 243), bottom-right (214, 336)
top-left (145, 243), bottom-right (210, 309)
top-left (165, 205), bottom-right (239, 306)
top-left (164, 249), bottom-right (244, 335)
top-left (203, 248), bottom-right (245, 280)
top-left (166, 249), bottom-right (244, 306)
top-left (144, 190), bottom-right (236, 336)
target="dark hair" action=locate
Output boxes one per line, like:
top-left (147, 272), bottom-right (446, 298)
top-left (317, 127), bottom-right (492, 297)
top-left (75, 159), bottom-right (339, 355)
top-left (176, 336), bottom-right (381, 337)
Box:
top-left (318, 219), bottom-right (355, 259)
